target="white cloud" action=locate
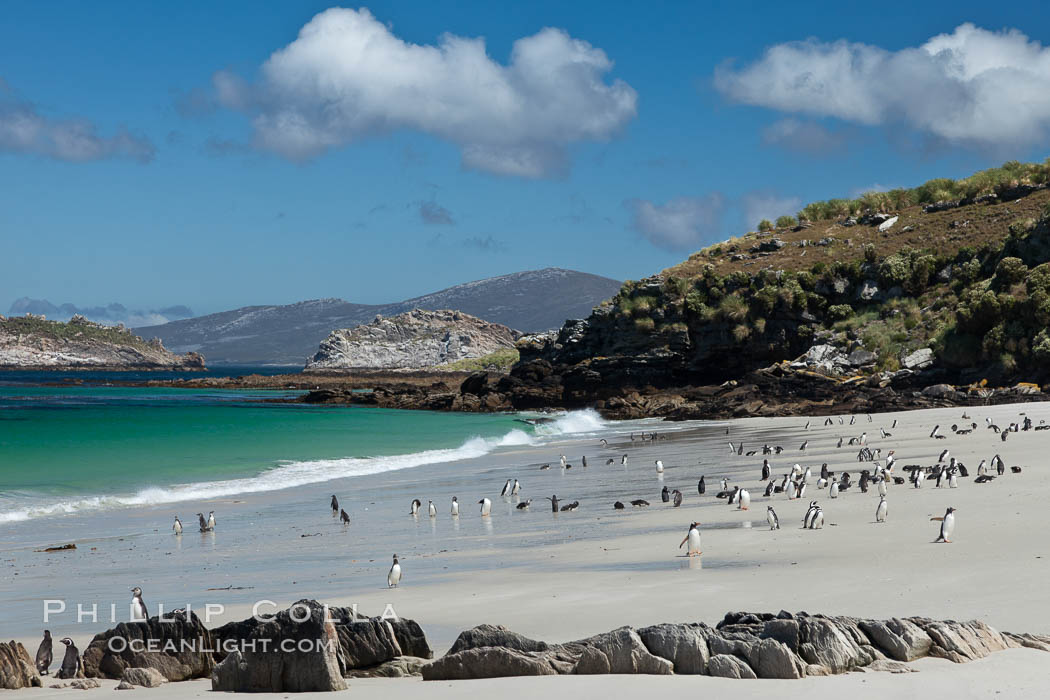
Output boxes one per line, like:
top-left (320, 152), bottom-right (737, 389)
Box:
top-left (626, 194), bottom-right (726, 251)
top-left (715, 23), bottom-right (1050, 149)
top-left (761, 118), bottom-right (844, 154)
top-left (741, 192), bottom-right (802, 230)
top-left (0, 95), bottom-right (154, 163)
top-left (213, 7), bottom-right (637, 177)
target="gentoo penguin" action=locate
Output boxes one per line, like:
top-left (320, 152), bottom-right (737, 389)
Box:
top-left (938, 449), bottom-right (950, 463)
top-left (877, 477), bottom-right (888, 496)
top-left (340, 508), bottom-right (350, 525)
top-left (661, 485), bottom-right (670, 503)
top-left (727, 486), bottom-right (740, 505)
top-left (428, 500), bottom-right (437, 518)
top-left (516, 499), bottom-right (532, 510)
top-left (330, 494), bottom-right (339, 514)
top-left (410, 499), bottom-right (422, 516)
top-left (451, 496), bottom-right (459, 516)
top-left (698, 476), bottom-right (706, 495)
top-left (800, 440), bottom-right (808, 452)
top-left (948, 470), bottom-right (958, 488)
top-left (613, 501), bottom-right (625, 510)
top-left (560, 455), bottom-right (567, 468)
top-left (547, 495), bottom-right (560, 512)
top-left (737, 489), bottom-right (751, 510)
top-left (766, 506), bottom-right (780, 530)
top-left (172, 516), bottom-right (182, 536)
top-left (672, 489), bottom-right (683, 507)
top-left (913, 470), bottom-right (926, 489)
top-left (630, 499), bottom-right (650, 507)
top-left (761, 460), bottom-right (771, 481)
top-left (621, 454), bottom-right (628, 465)
top-left (930, 425), bottom-right (941, 438)
top-left (131, 586), bottom-right (148, 621)
top-left (35, 630), bottom-right (52, 675)
top-left (933, 507), bottom-right (956, 543)
top-left (478, 498), bottom-right (492, 516)
top-left (206, 511), bottom-right (215, 530)
top-left (875, 495), bottom-right (887, 523)
top-left (655, 459), bottom-right (664, 474)
top-left (56, 638), bottom-right (81, 679)
top-left (387, 555), bottom-right (402, 588)
top-left (679, 522), bottom-right (702, 557)
top-left (501, 479), bottom-right (513, 497)
top-left (829, 480), bottom-right (839, 498)
top-left (512, 479), bottom-right (521, 495)
top-left (560, 501), bottom-right (580, 512)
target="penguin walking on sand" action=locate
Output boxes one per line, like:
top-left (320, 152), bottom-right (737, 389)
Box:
top-left (766, 506), bottom-right (780, 530)
top-left (387, 555), bottom-right (402, 588)
top-left (933, 507), bottom-right (956, 543)
top-left (829, 480), bottom-right (839, 499)
top-left (661, 485), bottom-right (670, 503)
top-left (428, 500), bottom-right (437, 518)
top-left (340, 508), bottom-right (350, 525)
top-left (877, 477), bottom-right (888, 497)
top-left (803, 501), bottom-right (820, 529)
top-left (409, 499), bottom-right (422, 516)
top-left (737, 489), bottom-right (751, 511)
top-left (875, 495), bottom-right (888, 523)
top-left (697, 476), bottom-right (706, 495)
top-left (810, 506), bottom-right (825, 529)
top-left (330, 494), bottom-right (339, 515)
top-left (172, 516), bottom-right (182, 536)
top-left (451, 496), bottom-right (459, 516)
top-left (131, 587), bottom-right (148, 621)
top-left (35, 630), bottom-right (52, 675)
top-left (763, 479), bottom-right (775, 497)
top-left (478, 498), bottom-right (492, 516)
top-left (655, 459), bottom-right (664, 474)
top-left (672, 489), bottom-right (683, 507)
top-left (761, 460), bottom-right (771, 481)
top-left (56, 638), bottom-right (81, 680)
top-left (949, 470), bottom-right (958, 489)
top-left (679, 522), bottom-right (702, 557)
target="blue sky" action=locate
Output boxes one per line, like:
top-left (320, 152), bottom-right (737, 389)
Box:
top-left (3, 1), bottom-right (1050, 317)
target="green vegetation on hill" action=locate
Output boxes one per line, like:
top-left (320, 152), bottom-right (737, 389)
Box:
top-left (442, 348), bottom-right (520, 372)
top-left (1, 315), bottom-right (155, 351)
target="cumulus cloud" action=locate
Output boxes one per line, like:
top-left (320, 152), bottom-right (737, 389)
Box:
top-left (626, 194), bottom-right (727, 251)
top-left (715, 23), bottom-right (1050, 149)
top-left (741, 192), bottom-right (802, 230)
top-left (761, 118), bottom-right (845, 155)
top-left (0, 93), bottom-right (154, 163)
top-left (210, 7), bottom-right (637, 177)
top-left (418, 200), bottom-right (454, 225)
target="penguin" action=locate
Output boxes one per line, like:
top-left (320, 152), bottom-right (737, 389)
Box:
top-left (930, 425), bottom-right (941, 439)
top-left (581, 456), bottom-right (588, 468)
top-left (196, 512), bottom-right (210, 532)
top-left (938, 449), bottom-right (950, 463)
top-left (672, 489), bottom-right (683, 507)
top-left (829, 480), bottom-right (839, 498)
top-left (630, 499), bottom-right (650, 507)
top-left (877, 477), bottom-right (888, 497)
top-left (131, 586), bottom-right (148, 621)
top-left (949, 470), bottom-right (958, 489)
top-left (560, 455), bottom-right (567, 468)
top-left (661, 485), bottom-right (670, 503)
top-left (892, 419), bottom-right (898, 429)
top-left (679, 522), bottom-right (702, 557)
top-left (761, 460), bottom-right (771, 481)
top-left (478, 497), bottom-right (492, 516)
top-left (560, 501), bottom-right (580, 512)
top-left (540, 464), bottom-right (551, 470)
top-left (428, 500), bottom-right (437, 518)
top-left (613, 501), bottom-right (625, 510)
top-left (35, 630), bottom-right (52, 675)
top-left (697, 476), bottom-right (706, 495)
top-left (512, 479), bottom-right (521, 495)
top-left (56, 638), bottom-right (81, 680)
top-left (795, 480), bottom-right (806, 499)
top-left (501, 479), bottom-right (513, 497)
top-left (800, 440), bottom-right (809, 452)
top-left (543, 495), bottom-right (558, 512)
top-left (621, 454), bottom-right (628, 465)
top-left (821, 463), bottom-right (830, 480)
top-left (763, 479), bottom-right (775, 497)
top-left (387, 554), bottom-right (402, 588)
top-left (206, 511), bottom-right (216, 530)
top-left (721, 477), bottom-right (730, 492)
top-left (655, 459), bottom-right (664, 474)
top-left (737, 489), bottom-right (751, 510)
top-left (994, 454), bottom-right (1005, 476)
top-left (340, 508), bottom-right (350, 525)
top-left (330, 494), bottom-right (339, 514)
top-left (451, 496), bottom-right (459, 516)
top-left (913, 470), bottom-right (926, 489)
top-left (727, 486), bottom-right (740, 505)
top-left (600, 439), bottom-right (608, 447)
top-left (803, 501), bottom-right (819, 529)
top-left (409, 499), bottom-right (422, 516)
top-left (875, 495), bottom-right (887, 523)
top-left (172, 516), bottom-right (182, 536)
top-left (933, 507), bottom-right (956, 543)
top-left (810, 507), bottom-right (825, 529)
top-left (516, 499), bottom-right (532, 510)
top-left (766, 506), bottom-right (780, 530)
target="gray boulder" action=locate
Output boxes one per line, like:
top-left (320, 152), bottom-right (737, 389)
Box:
top-left (0, 641), bottom-right (42, 689)
top-left (797, 617), bottom-right (871, 673)
top-left (901, 348), bottom-right (934, 370)
top-left (568, 627), bottom-right (673, 675)
top-left (908, 618), bottom-right (1009, 663)
top-left (706, 654), bottom-right (757, 679)
top-left (859, 618), bottom-right (932, 661)
top-left (345, 656), bottom-right (428, 678)
top-left (121, 667), bottom-right (167, 688)
top-left (447, 624), bottom-right (549, 655)
top-left (82, 610), bottom-right (213, 681)
top-left (637, 623), bottom-right (710, 674)
top-left (747, 638), bottom-right (804, 679)
top-left (422, 647), bottom-right (557, 680)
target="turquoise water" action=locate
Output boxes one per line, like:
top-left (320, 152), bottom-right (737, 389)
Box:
top-left (0, 385), bottom-right (533, 523)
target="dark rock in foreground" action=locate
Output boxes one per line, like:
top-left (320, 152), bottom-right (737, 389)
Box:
top-left (0, 641), bottom-right (42, 689)
top-left (82, 610), bottom-right (214, 681)
top-left (422, 612), bottom-right (1050, 681)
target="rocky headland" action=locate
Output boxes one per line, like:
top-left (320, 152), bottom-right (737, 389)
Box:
top-left (0, 314), bottom-right (204, 371)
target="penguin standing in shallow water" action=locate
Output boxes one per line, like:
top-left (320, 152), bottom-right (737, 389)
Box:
top-left (172, 516), bottom-right (182, 536)
top-left (206, 511), bottom-right (216, 531)
top-left (451, 497), bottom-right (459, 516)
top-left (512, 479), bottom-right (521, 495)
top-left (409, 499), bottom-right (422, 516)
top-left (428, 500), bottom-right (437, 518)
top-left (679, 522), bottom-right (702, 556)
top-left (56, 638), bottom-right (81, 679)
top-left (933, 507), bottom-right (956, 543)
top-left (131, 587), bottom-right (149, 621)
top-left (478, 498), bottom-right (492, 516)
top-left (387, 555), bottom-right (402, 588)
top-left (501, 479), bottom-right (513, 497)
top-left (655, 459), bottom-right (664, 474)
top-left (330, 494), bottom-right (339, 514)
top-left (35, 630), bottom-right (52, 675)
top-left (340, 508), bottom-right (350, 525)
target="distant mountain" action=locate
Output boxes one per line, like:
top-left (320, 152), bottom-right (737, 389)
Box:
top-left (7, 298), bottom-right (194, 328)
top-left (136, 268), bottom-right (622, 365)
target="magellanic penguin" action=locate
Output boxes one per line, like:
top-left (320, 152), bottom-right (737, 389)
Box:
top-left (761, 460), bottom-right (771, 481)
top-left (451, 496), bottom-right (459, 516)
top-left (803, 501), bottom-right (819, 529)
top-left (409, 499), bottom-right (422, 516)
top-left (763, 479), bottom-right (775, 497)
top-left (737, 489), bottom-right (751, 511)
top-left (35, 630), bottom-right (52, 675)
top-left (655, 459), bottom-right (664, 473)
top-left (672, 489), bottom-right (683, 507)
top-left (621, 454), bottom-right (628, 465)
top-left (698, 476), bottom-right (706, 495)
top-left (810, 506), bottom-right (825, 529)
top-left (387, 554), bottom-right (402, 588)
top-left (766, 506), bottom-right (780, 530)
top-left (131, 586), bottom-right (149, 621)
top-left (875, 495), bottom-right (888, 523)
top-left (661, 485), bottom-right (670, 503)
top-left (933, 507), bottom-right (956, 543)
top-left (478, 497), bottom-right (492, 516)
top-left (428, 500), bottom-right (437, 518)
top-left (196, 512), bottom-right (209, 532)
top-left (56, 638), bottom-right (81, 679)
top-left (172, 516), bottom-right (182, 536)
top-left (340, 508), bottom-right (350, 525)
top-left (330, 494), bottom-right (339, 514)
top-left (679, 522), bottom-right (702, 557)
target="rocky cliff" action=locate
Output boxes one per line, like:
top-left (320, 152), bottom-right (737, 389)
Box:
top-left (0, 314), bottom-right (205, 370)
top-left (305, 309), bottom-right (520, 370)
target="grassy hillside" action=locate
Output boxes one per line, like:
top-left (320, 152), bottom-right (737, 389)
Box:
top-left (1, 315), bottom-right (155, 352)
top-left (599, 159), bottom-right (1050, 384)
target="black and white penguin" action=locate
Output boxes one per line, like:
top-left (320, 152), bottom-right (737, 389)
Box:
top-left (387, 554), bottom-right (402, 588)
top-left (500, 479), bottom-right (513, 497)
top-left (930, 425), bottom-right (941, 439)
top-left (172, 516), bottom-right (182, 536)
top-left (803, 501), bottom-right (819, 529)
top-left (621, 454), bottom-right (628, 465)
top-left (206, 511), bottom-right (215, 531)
top-left (661, 485), bottom-right (670, 503)
top-left (428, 500), bottom-right (437, 517)
top-left (763, 479), bottom-right (775, 497)
top-left (582, 456), bottom-right (588, 468)
top-left (35, 630), bottom-right (52, 675)
top-left (409, 499), bottom-right (422, 516)
top-left (727, 486), bottom-right (740, 505)
top-left (512, 479), bottom-right (521, 495)
top-left (196, 512), bottom-right (209, 532)
top-left (761, 460), bottom-right (771, 481)
top-left (810, 506), bottom-right (825, 529)
top-left (330, 494), bottom-right (339, 514)
top-left (478, 498), bottom-right (492, 516)
top-left (560, 501), bottom-right (580, 512)
top-left (933, 507), bottom-right (956, 543)
top-left (340, 508), bottom-right (350, 525)
top-left (875, 495), bottom-right (887, 523)
top-left (630, 499), bottom-right (650, 507)
top-left (829, 480), bottom-right (839, 498)
top-left (698, 476), bottom-right (706, 495)
top-left (655, 459), bottom-right (664, 474)
top-left (547, 495), bottom-right (560, 512)
top-left (131, 587), bottom-right (148, 621)
top-left (560, 455), bottom-right (567, 468)
top-left (56, 638), bottom-right (81, 680)
top-left (451, 496), bottom-right (459, 516)
top-left (800, 440), bottom-right (809, 452)
top-left (672, 489), bottom-right (683, 507)
top-left (766, 506), bottom-right (780, 530)
top-left (679, 522), bottom-right (702, 556)
top-left (516, 499), bottom-right (532, 510)
top-left (738, 489), bottom-right (751, 510)
top-left (938, 449), bottom-right (950, 463)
